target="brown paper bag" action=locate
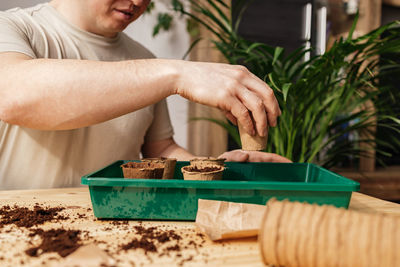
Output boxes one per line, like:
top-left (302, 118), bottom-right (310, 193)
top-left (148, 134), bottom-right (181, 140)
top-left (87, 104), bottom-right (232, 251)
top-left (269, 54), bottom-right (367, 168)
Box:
top-left (195, 199), bottom-right (266, 241)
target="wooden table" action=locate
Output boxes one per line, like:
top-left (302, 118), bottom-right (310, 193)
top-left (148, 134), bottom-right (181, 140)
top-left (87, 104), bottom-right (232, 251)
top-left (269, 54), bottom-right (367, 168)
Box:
top-left (0, 188), bottom-right (399, 267)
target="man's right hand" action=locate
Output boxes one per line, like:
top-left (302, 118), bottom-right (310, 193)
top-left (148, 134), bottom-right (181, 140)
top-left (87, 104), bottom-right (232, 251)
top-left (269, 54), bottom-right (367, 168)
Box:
top-left (173, 61), bottom-right (281, 136)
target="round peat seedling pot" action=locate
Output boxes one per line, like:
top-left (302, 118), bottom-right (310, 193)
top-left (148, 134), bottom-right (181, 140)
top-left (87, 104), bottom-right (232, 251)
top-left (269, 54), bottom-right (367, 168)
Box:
top-left (142, 157), bottom-right (177, 179)
top-left (181, 165), bottom-right (224, 181)
top-left (120, 162), bottom-right (164, 179)
top-left (238, 122), bottom-right (268, 151)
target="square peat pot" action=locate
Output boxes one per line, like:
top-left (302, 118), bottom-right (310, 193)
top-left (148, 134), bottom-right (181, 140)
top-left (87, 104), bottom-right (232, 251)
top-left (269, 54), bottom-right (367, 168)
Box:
top-left (81, 161), bottom-right (359, 221)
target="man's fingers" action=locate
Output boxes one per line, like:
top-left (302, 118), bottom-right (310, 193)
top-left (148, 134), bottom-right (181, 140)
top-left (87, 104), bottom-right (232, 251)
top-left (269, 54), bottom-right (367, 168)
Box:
top-left (229, 98), bottom-right (255, 136)
top-left (218, 150), bottom-right (249, 162)
top-left (237, 89), bottom-right (268, 137)
top-left (265, 94), bottom-right (281, 127)
top-left (247, 151), bottom-right (292, 163)
top-left (224, 111), bottom-right (237, 126)
top-left (241, 71), bottom-right (281, 127)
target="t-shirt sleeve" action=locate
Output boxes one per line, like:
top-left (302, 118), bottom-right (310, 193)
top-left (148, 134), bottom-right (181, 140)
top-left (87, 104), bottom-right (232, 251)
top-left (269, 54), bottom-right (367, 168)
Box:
top-left (145, 99), bottom-right (174, 142)
top-left (0, 11), bottom-right (36, 58)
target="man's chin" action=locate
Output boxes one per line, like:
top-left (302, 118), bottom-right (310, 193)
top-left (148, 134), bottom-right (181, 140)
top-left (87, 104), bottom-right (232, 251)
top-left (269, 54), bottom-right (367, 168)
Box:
top-left (102, 23), bottom-right (130, 36)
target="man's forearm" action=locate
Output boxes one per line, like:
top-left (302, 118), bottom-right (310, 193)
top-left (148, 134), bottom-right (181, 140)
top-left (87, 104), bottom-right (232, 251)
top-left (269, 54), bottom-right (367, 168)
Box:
top-left (0, 51), bottom-right (281, 135)
top-left (0, 53), bottom-right (178, 130)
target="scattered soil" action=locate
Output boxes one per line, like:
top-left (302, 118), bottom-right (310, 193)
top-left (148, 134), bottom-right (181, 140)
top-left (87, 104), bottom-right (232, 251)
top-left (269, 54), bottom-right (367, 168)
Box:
top-left (133, 226), bottom-right (182, 243)
top-left (0, 205), bottom-right (67, 228)
top-left (184, 166), bottom-right (222, 172)
top-left (178, 255), bottom-right (194, 266)
top-left (121, 237), bottom-right (157, 254)
top-left (120, 226), bottom-right (182, 255)
top-left (76, 213), bottom-right (87, 219)
top-left (110, 220), bottom-right (129, 226)
top-left (25, 228), bottom-right (82, 257)
top-left (119, 224), bottom-right (207, 266)
top-left (165, 244), bottom-right (180, 251)
top-left (0, 204), bottom-right (207, 266)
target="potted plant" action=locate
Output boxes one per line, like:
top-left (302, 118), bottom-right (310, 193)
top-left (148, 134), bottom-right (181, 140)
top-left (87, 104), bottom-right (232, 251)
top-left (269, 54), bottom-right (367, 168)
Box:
top-left (150, 0), bottom-right (400, 168)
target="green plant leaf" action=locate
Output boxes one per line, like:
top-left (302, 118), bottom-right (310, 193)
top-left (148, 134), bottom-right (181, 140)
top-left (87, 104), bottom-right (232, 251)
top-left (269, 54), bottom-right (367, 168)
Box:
top-left (272, 47), bottom-right (284, 66)
top-left (347, 12), bottom-right (359, 40)
top-left (182, 37), bottom-right (202, 60)
top-left (282, 83), bottom-right (291, 102)
top-left (152, 13), bottom-right (173, 37)
top-left (145, 2), bottom-right (155, 14)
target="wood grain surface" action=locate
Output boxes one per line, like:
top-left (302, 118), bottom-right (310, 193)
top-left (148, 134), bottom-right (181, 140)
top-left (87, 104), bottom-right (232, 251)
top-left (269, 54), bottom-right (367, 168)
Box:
top-left (0, 188), bottom-right (398, 267)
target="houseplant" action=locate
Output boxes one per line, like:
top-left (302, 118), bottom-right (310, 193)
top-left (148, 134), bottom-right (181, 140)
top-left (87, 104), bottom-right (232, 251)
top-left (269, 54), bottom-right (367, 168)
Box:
top-left (150, 0), bottom-right (400, 168)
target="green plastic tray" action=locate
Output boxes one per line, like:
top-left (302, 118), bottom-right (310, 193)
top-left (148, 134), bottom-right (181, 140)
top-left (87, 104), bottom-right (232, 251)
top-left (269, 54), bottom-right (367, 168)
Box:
top-left (81, 161), bottom-right (359, 220)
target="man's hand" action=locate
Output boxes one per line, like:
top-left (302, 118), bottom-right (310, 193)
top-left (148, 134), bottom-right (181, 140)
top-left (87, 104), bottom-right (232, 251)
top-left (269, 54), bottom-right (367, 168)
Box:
top-left (174, 61), bottom-right (281, 137)
top-left (218, 149), bottom-right (292, 163)
top-left (142, 139), bottom-right (291, 164)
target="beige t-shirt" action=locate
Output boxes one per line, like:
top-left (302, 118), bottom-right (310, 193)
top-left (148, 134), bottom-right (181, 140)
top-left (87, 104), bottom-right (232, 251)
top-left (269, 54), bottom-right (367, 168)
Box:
top-left (0, 3), bottom-right (174, 189)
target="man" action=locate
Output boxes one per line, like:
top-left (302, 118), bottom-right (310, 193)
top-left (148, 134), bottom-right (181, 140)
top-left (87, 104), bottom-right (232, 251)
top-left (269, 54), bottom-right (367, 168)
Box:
top-left (0, 0), bottom-right (289, 190)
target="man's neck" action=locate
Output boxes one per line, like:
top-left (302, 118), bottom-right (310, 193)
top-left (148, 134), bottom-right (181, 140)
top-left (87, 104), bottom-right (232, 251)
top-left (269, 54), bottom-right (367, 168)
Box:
top-left (49, 0), bottom-right (118, 38)
top-left (50, 1), bottom-right (86, 30)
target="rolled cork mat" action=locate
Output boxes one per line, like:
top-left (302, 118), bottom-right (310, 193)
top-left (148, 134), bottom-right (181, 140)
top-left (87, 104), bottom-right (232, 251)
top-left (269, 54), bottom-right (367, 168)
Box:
top-left (120, 162), bottom-right (164, 179)
top-left (181, 165), bottom-right (224, 181)
top-left (189, 157), bottom-right (226, 168)
top-left (259, 199), bottom-right (400, 267)
top-left (238, 122), bottom-right (268, 151)
top-left (142, 158), bottom-right (177, 179)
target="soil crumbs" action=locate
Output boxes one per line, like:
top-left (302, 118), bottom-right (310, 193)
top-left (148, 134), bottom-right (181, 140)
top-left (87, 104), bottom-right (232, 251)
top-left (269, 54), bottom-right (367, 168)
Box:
top-left (0, 204), bottom-right (82, 258)
top-left (119, 225), bottom-right (206, 266)
top-left (120, 226), bottom-right (182, 254)
top-left (25, 228), bottom-right (82, 257)
top-left (0, 204), bottom-right (68, 228)
top-left (0, 204), bottom-right (209, 266)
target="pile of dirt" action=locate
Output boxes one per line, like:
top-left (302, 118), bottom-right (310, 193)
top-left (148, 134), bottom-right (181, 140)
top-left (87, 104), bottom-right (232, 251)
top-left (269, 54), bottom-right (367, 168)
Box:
top-left (25, 228), bottom-right (82, 257)
top-left (0, 204), bottom-right (68, 228)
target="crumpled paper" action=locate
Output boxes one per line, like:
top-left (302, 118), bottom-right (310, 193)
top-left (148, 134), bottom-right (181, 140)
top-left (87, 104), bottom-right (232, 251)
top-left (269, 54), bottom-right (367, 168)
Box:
top-left (195, 199), bottom-right (267, 241)
top-left (55, 243), bottom-right (116, 267)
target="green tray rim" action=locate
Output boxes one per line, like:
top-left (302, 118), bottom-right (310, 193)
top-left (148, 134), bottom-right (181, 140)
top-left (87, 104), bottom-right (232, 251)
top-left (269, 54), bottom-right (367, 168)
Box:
top-left (81, 161), bottom-right (360, 192)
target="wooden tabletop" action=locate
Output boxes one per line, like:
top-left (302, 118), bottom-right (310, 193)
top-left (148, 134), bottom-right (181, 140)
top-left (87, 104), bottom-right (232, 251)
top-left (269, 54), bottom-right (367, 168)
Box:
top-left (0, 188), bottom-right (399, 267)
